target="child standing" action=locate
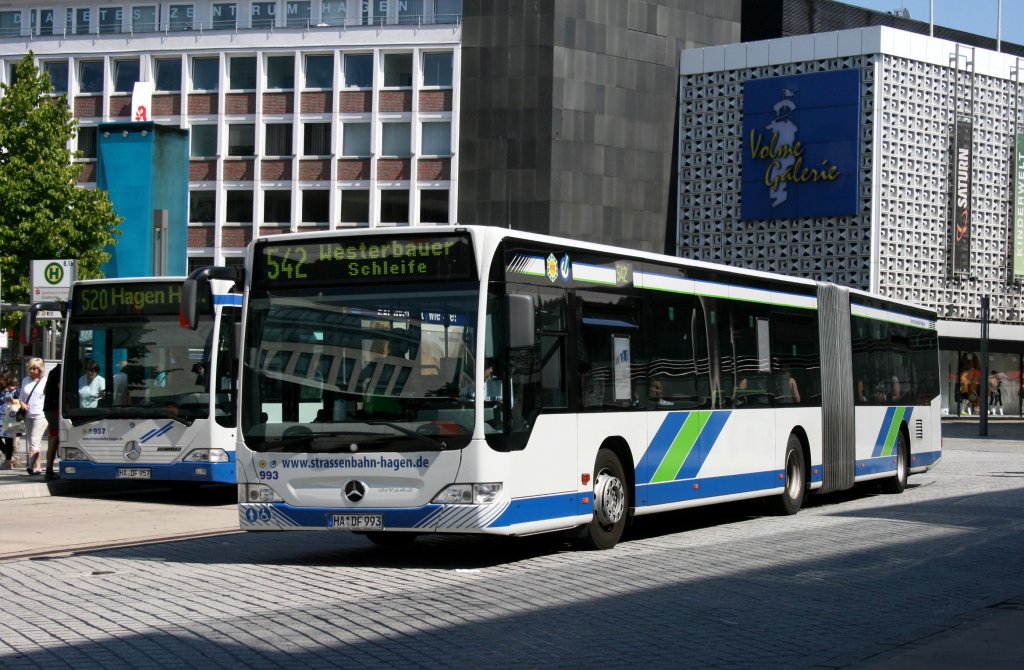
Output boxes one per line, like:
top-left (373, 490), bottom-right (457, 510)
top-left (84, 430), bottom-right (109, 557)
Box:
top-left (1, 373), bottom-right (19, 469)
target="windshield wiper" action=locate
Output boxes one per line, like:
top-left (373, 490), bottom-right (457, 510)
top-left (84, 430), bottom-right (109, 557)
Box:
top-left (365, 421), bottom-right (448, 450)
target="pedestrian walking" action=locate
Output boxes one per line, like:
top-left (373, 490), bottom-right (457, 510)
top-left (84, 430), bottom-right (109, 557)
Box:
top-left (14, 358), bottom-right (47, 475)
top-left (1, 373), bottom-right (20, 469)
top-left (43, 363), bottom-right (61, 480)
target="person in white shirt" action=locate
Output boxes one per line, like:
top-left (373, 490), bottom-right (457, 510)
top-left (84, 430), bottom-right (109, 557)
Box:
top-left (14, 358), bottom-right (46, 475)
top-left (78, 358), bottom-right (106, 408)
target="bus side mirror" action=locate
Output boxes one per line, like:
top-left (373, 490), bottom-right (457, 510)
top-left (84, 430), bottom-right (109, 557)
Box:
top-left (180, 266), bottom-right (241, 330)
top-left (180, 277), bottom-right (201, 330)
top-left (506, 294), bottom-right (535, 349)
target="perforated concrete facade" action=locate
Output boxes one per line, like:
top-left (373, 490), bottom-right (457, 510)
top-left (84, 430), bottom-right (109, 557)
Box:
top-left (679, 27), bottom-right (1024, 342)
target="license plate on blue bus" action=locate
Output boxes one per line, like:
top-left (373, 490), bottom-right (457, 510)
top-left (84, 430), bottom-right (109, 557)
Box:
top-left (329, 514), bottom-right (383, 529)
top-left (116, 468), bottom-right (151, 479)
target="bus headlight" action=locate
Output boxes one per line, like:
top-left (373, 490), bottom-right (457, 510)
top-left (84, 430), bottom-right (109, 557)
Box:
top-left (432, 483), bottom-right (502, 505)
top-left (239, 484), bottom-right (283, 504)
top-left (61, 447), bottom-right (88, 461)
top-left (183, 448), bottom-right (229, 463)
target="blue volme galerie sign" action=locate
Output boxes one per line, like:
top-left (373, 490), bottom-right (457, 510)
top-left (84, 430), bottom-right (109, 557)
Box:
top-left (741, 69), bottom-right (862, 221)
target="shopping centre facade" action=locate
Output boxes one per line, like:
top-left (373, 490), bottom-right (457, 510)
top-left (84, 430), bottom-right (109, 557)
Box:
top-left (679, 26), bottom-right (1024, 415)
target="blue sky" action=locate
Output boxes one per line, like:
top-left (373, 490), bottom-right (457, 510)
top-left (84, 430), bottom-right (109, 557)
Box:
top-left (838, 0), bottom-right (1024, 46)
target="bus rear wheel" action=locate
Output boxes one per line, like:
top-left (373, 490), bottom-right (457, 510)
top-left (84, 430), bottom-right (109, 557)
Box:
top-left (575, 449), bottom-right (628, 550)
top-left (880, 432), bottom-right (909, 494)
top-left (770, 434), bottom-right (806, 515)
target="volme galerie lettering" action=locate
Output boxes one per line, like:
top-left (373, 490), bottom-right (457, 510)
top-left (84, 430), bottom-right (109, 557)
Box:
top-left (749, 130), bottom-right (840, 189)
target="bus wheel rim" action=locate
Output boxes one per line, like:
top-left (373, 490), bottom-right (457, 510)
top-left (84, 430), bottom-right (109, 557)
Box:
top-left (594, 469), bottom-right (625, 526)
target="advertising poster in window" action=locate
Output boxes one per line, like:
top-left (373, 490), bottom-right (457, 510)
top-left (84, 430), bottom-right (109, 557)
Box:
top-left (613, 335), bottom-right (631, 402)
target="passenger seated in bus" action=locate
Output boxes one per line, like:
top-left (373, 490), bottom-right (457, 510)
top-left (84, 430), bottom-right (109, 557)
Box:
top-left (777, 365), bottom-right (801, 404)
top-left (648, 379), bottom-right (673, 407)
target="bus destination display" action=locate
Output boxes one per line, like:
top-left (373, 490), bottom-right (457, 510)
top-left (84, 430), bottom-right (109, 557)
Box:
top-left (254, 234), bottom-right (476, 286)
top-left (72, 282), bottom-right (207, 317)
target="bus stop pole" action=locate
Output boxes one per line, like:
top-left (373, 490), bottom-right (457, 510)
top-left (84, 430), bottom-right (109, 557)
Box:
top-left (980, 296), bottom-right (990, 436)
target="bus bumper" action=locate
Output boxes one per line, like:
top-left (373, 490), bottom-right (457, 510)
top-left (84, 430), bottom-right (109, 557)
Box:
top-left (59, 458), bottom-right (236, 483)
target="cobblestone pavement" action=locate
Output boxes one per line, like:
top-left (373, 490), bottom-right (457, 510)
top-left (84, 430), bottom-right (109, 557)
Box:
top-left (1, 433), bottom-right (1022, 669)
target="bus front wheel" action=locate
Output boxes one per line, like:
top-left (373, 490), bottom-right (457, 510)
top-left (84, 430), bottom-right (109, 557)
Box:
top-left (576, 449), bottom-right (628, 550)
top-left (880, 432), bottom-right (909, 494)
top-left (770, 434), bottom-right (806, 515)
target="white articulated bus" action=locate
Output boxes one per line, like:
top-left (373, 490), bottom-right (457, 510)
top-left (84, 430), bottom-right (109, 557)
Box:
top-left (182, 226), bottom-right (941, 549)
top-left (56, 276), bottom-right (240, 483)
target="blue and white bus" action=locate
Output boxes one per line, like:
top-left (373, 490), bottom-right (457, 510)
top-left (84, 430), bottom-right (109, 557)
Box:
top-left (57, 276), bottom-right (240, 483)
top-left (183, 226), bottom-right (941, 548)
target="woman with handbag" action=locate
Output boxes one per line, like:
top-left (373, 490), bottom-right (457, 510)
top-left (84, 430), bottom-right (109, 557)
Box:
top-left (1, 373), bottom-right (20, 469)
top-left (13, 358), bottom-right (47, 475)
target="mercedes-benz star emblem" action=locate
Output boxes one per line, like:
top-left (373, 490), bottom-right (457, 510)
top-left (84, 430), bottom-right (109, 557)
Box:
top-left (345, 480), bottom-right (367, 503)
top-left (124, 440), bottom-right (141, 461)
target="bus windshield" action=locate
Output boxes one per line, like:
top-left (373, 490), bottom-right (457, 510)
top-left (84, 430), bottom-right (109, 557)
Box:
top-left (243, 283), bottom-right (479, 452)
top-left (63, 315), bottom-right (217, 426)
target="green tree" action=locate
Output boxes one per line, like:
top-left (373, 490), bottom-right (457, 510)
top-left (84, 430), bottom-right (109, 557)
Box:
top-left (0, 52), bottom-right (121, 331)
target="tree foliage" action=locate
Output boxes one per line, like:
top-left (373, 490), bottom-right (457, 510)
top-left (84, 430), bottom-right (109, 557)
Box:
top-left (0, 52), bottom-right (121, 330)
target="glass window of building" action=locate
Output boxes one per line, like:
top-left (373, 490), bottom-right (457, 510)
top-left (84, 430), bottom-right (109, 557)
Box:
top-left (266, 55), bottom-right (294, 89)
top-left (381, 122), bottom-right (411, 157)
top-left (228, 124), bottom-right (256, 156)
top-left (30, 8), bottom-right (55, 36)
top-left (252, 1), bottom-right (277, 28)
top-left (302, 190), bottom-right (329, 223)
top-left (398, 0), bottom-right (423, 25)
top-left (190, 125), bottom-right (218, 157)
top-left (343, 53), bottom-right (372, 88)
top-left (43, 61), bottom-right (69, 94)
top-left (98, 6), bottom-right (122, 33)
top-left (305, 54), bottom-right (333, 89)
top-left (133, 5), bottom-right (159, 32)
top-left (79, 60), bottom-right (104, 94)
top-left (321, 0), bottom-right (346, 26)
top-left (226, 190), bottom-right (254, 222)
top-left (212, 2), bottom-right (237, 29)
top-left (383, 53), bottom-right (413, 87)
top-left (423, 52), bottom-right (452, 87)
top-left (304, 122), bottom-right (331, 156)
top-left (113, 58), bottom-right (140, 93)
top-left (190, 191), bottom-right (216, 223)
top-left (286, 1), bottom-right (310, 28)
top-left (229, 56), bottom-right (256, 90)
top-left (380, 190), bottom-right (409, 224)
top-left (155, 58), bottom-right (182, 92)
top-left (420, 189), bottom-right (449, 223)
top-left (340, 189), bottom-right (369, 223)
top-left (75, 8), bottom-right (91, 34)
top-left (421, 121), bottom-right (450, 156)
top-left (0, 10), bottom-right (22, 36)
top-left (265, 123), bottom-right (293, 156)
top-left (342, 122), bottom-right (371, 156)
top-left (264, 190), bottom-right (291, 223)
top-left (77, 126), bottom-right (98, 159)
top-left (435, 0), bottom-right (461, 23)
top-left (169, 4), bottom-right (193, 30)
top-left (192, 57), bottom-right (219, 91)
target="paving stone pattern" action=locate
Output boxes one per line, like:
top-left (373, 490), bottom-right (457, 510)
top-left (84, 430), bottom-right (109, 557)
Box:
top-left (1, 439), bottom-right (1022, 669)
